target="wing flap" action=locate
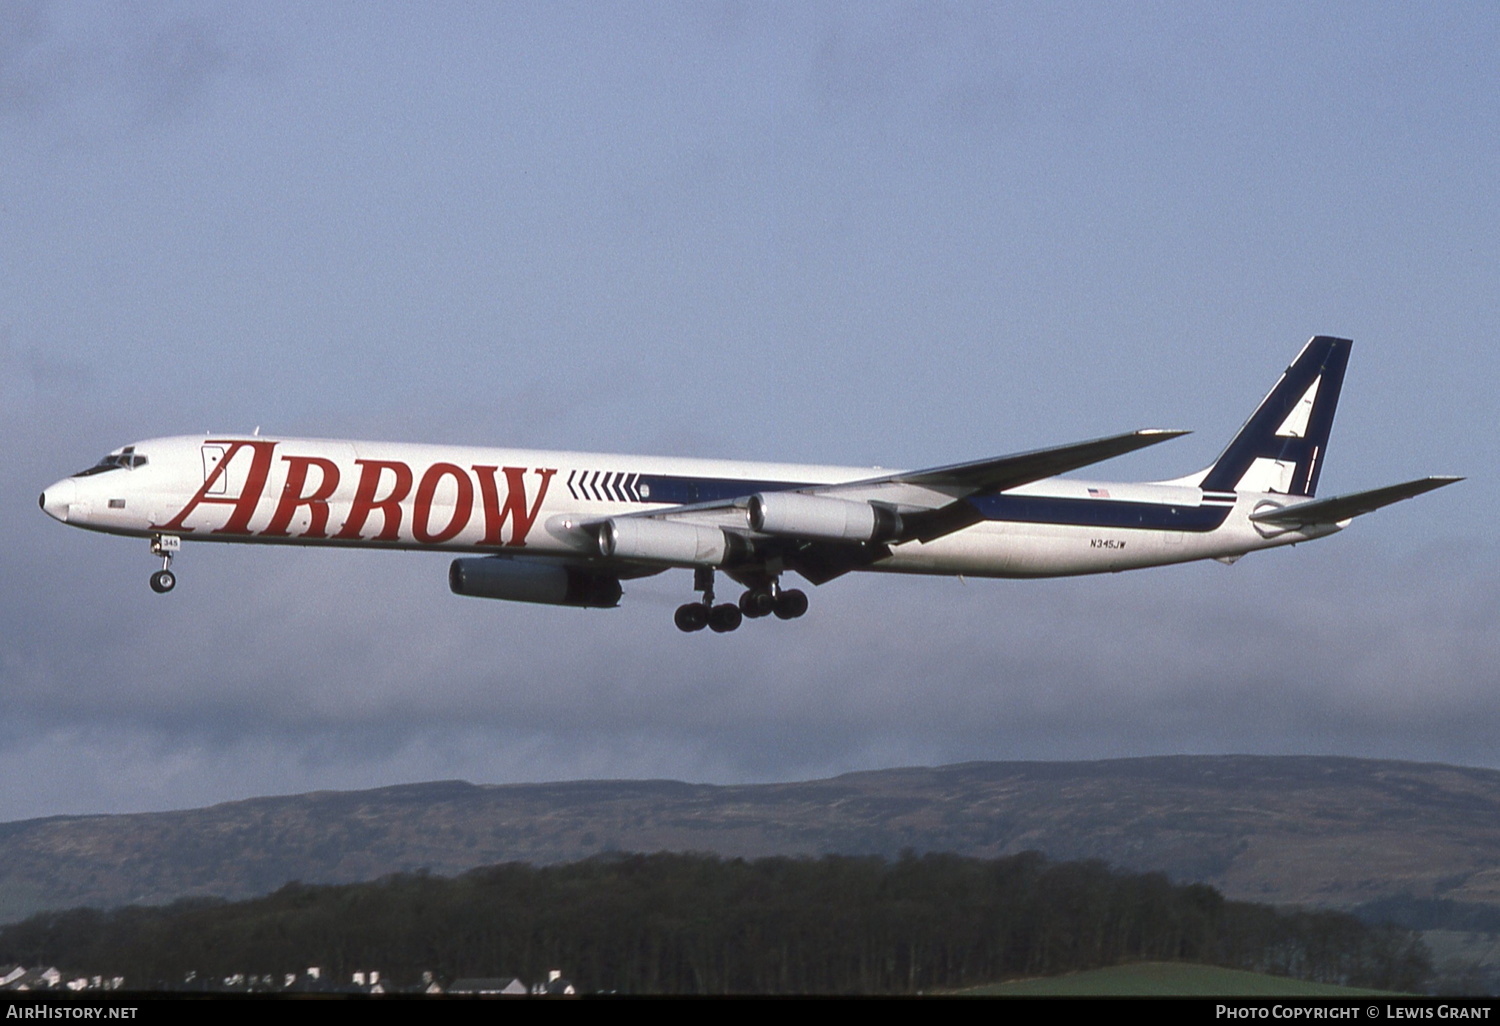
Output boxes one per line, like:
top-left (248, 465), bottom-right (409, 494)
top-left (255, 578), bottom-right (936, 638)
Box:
top-left (1249, 476), bottom-right (1462, 526)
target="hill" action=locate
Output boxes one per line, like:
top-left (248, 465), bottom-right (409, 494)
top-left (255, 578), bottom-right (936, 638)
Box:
top-left (3, 755), bottom-right (1499, 922)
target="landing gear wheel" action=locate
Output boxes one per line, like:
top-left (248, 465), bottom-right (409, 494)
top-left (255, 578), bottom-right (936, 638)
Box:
top-left (150, 569), bottom-right (177, 594)
top-left (773, 588), bottom-right (808, 620)
top-left (738, 589), bottom-right (775, 618)
top-left (708, 603), bottom-right (743, 633)
top-left (675, 603), bottom-right (709, 632)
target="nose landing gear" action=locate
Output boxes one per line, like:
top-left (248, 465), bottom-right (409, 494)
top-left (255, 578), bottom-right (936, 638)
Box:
top-left (149, 534), bottom-right (180, 594)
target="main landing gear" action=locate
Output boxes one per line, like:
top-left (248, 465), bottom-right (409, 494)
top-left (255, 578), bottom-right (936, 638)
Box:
top-left (149, 534), bottom-right (180, 594)
top-left (674, 568), bottom-right (808, 633)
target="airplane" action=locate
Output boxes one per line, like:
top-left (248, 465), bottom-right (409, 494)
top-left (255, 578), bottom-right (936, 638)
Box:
top-left (39, 336), bottom-right (1459, 633)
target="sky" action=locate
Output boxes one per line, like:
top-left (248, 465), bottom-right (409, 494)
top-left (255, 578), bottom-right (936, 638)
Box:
top-left (1, 1), bottom-right (1496, 823)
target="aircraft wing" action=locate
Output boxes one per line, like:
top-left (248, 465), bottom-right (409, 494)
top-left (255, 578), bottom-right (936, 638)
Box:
top-left (632, 428), bottom-right (1188, 525)
top-left (550, 429), bottom-right (1190, 584)
top-left (838, 428), bottom-right (1190, 496)
top-left (1249, 475), bottom-right (1463, 527)
top-left (585, 428), bottom-right (1190, 565)
top-left (813, 428), bottom-right (1190, 543)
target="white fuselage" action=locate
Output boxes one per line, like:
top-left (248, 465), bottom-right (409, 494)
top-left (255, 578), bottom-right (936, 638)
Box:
top-left (40, 434), bottom-right (1337, 579)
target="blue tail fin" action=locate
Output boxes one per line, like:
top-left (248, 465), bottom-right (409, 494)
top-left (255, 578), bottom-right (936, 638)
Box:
top-left (1197, 336), bottom-right (1351, 497)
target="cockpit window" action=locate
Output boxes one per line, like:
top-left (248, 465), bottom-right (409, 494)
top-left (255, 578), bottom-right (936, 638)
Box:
top-left (73, 445), bottom-right (148, 477)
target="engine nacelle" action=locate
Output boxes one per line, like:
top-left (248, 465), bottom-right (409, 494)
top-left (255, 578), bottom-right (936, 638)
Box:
top-left (747, 492), bottom-right (902, 543)
top-left (449, 558), bottom-right (622, 608)
top-left (598, 517), bottom-right (751, 566)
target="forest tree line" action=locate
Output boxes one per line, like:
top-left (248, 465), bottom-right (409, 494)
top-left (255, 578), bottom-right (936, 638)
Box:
top-left (0, 851), bottom-right (1431, 994)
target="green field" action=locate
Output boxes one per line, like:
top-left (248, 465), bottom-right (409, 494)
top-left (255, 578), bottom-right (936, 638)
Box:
top-left (959, 962), bottom-right (1403, 996)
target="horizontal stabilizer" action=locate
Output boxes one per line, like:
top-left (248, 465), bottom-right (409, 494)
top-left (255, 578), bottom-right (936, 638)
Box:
top-left (1249, 476), bottom-right (1462, 526)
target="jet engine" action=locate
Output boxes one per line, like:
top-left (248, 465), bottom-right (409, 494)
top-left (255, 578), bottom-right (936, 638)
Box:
top-left (747, 492), bottom-right (902, 543)
top-left (597, 517), bottom-right (752, 566)
top-left (449, 557), bottom-right (622, 607)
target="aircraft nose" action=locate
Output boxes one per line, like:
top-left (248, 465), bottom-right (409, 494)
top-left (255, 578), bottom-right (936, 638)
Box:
top-left (40, 478), bottom-right (76, 522)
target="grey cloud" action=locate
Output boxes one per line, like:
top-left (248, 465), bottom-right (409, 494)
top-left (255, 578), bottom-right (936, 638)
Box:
top-left (0, 0), bottom-right (61, 116)
top-left (802, 6), bottom-right (1167, 134)
top-left (4, 518), bottom-right (1498, 823)
top-left (120, 14), bottom-right (236, 123)
top-left (1, 4), bottom-right (1494, 825)
top-left (0, 1), bottom-right (274, 128)
top-left (0, 327), bottom-right (96, 396)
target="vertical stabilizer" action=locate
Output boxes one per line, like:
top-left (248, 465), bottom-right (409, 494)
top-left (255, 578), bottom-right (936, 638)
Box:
top-left (1197, 336), bottom-right (1351, 497)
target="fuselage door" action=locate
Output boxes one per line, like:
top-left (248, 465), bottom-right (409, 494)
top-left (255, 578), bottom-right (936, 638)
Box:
top-left (201, 446), bottom-right (227, 496)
